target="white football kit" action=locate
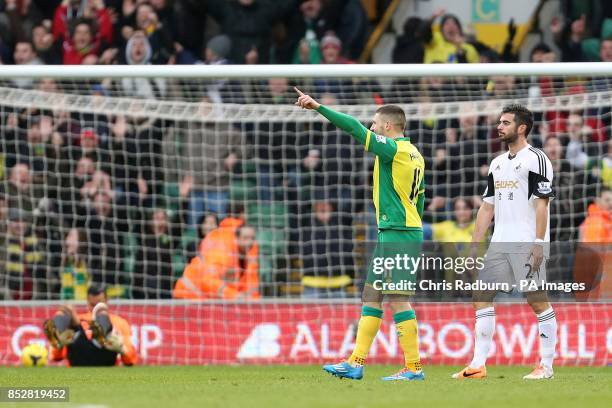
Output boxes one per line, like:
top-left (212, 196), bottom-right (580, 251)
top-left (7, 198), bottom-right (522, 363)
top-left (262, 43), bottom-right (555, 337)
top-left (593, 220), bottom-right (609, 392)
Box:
top-left (480, 144), bottom-right (555, 292)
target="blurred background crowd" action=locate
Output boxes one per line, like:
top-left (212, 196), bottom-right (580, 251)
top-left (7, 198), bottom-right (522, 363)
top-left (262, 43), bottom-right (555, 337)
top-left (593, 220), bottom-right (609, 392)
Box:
top-left (0, 0), bottom-right (610, 301)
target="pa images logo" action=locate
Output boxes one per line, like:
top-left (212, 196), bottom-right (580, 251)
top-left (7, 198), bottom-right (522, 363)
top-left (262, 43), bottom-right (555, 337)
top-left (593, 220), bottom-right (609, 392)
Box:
top-left (537, 181), bottom-right (552, 195)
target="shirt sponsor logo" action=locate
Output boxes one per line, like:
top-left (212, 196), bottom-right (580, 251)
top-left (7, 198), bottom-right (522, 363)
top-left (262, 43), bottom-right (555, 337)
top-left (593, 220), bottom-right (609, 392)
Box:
top-left (495, 180), bottom-right (519, 189)
top-left (537, 182), bottom-right (552, 194)
top-left (375, 135), bottom-right (387, 144)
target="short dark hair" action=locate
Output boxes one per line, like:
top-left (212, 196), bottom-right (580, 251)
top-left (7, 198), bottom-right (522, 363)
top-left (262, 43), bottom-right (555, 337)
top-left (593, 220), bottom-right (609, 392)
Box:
top-left (87, 284), bottom-right (106, 297)
top-left (70, 18), bottom-right (93, 38)
top-left (501, 104), bottom-right (533, 136)
top-left (375, 105), bottom-right (406, 131)
top-left (530, 42), bottom-right (551, 58)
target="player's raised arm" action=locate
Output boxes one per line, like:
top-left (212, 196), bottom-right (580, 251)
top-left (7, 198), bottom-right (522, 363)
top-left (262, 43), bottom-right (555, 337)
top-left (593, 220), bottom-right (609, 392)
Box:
top-left (294, 87), bottom-right (369, 146)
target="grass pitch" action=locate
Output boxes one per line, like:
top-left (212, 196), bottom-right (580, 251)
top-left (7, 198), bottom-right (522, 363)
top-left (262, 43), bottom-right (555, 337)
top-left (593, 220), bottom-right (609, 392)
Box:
top-left (1, 365), bottom-right (610, 408)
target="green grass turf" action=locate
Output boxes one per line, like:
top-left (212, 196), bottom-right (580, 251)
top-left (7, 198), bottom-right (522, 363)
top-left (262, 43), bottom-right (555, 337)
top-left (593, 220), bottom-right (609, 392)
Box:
top-left (0, 365), bottom-right (610, 408)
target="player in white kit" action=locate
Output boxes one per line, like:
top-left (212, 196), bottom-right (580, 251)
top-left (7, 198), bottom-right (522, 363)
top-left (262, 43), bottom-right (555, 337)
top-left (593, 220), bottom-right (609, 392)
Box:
top-left (452, 105), bottom-right (558, 380)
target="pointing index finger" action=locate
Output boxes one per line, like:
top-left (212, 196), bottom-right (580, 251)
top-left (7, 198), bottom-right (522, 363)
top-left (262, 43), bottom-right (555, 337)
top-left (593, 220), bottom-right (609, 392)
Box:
top-left (294, 87), bottom-right (305, 96)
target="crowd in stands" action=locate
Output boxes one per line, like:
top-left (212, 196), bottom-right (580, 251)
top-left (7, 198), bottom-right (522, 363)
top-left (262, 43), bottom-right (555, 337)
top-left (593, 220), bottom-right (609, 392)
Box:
top-left (0, 1), bottom-right (611, 301)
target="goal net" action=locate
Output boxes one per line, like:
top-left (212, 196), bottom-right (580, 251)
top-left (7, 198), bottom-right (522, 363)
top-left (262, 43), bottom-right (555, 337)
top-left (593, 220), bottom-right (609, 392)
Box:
top-left (0, 64), bottom-right (610, 366)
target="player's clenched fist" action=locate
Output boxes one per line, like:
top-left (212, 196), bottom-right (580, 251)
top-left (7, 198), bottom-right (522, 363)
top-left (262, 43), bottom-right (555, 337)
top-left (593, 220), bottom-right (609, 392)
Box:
top-left (294, 87), bottom-right (321, 110)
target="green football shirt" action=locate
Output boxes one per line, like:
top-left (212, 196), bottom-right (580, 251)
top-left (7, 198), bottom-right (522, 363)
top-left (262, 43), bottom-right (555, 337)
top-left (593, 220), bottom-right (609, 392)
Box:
top-left (317, 105), bottom-right (425, 230)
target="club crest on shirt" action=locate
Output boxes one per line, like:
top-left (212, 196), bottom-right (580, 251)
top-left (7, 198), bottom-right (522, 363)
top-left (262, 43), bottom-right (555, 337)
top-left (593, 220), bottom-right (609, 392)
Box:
top-left (514, 162), bottom-right (522, 172)
top-left (537, 181), bottom-right (552, 194)
top-left (410, 152), bottom-right (419, 160)
top-left (375, 135), bottom-right (386, 144)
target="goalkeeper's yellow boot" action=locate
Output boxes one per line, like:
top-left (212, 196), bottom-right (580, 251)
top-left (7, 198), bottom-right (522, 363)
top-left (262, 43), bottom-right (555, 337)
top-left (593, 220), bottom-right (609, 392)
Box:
top-left (451, 365), bottom-right (487, 379)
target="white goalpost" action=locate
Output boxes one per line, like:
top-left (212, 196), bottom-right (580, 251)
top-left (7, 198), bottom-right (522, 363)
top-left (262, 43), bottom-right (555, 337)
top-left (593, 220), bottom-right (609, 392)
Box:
top-left (0, 63), bottom-right (610, 366)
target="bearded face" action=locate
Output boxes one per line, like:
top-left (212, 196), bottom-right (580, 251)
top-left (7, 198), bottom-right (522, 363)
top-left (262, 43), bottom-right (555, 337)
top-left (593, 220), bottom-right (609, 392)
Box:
top-left (497, 112), bottom-right (521, 144)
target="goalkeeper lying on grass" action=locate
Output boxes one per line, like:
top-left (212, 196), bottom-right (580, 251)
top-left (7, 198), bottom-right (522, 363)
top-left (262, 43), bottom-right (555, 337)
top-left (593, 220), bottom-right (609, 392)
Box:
top-left (44, 284), bottom-right (137, 367)
top-left (295, 88), bottom-right (425, 381)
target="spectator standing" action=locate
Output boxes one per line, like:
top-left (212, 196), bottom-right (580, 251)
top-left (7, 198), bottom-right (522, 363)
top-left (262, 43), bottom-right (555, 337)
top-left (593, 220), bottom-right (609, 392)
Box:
top-left (133, 208), bottom-right (181, 299)
top-left (392, 16), bottom-right (428, 64)
top-left (181, 121), bottom-right (243, 226)
top-left (53, 0), bottom-right (112, 45)
top-left (204, 0), bottom-right (300, 64)
top-left (543, 136), bottom-right (578, 240)
top-left (62, 19), bottom-right (102, 64)
top-left (4, 208), bottom-right (43, 300)
top-left (120, 31), bottom-right (167, 99)
top-left (60, 228), bottom-right (90, 300)
top-left (84, 191), bottom-right (126, 294)
top-left (591, 138), bottom-right (612, 189)
top-left (131, 2), bottom-right (173, 64)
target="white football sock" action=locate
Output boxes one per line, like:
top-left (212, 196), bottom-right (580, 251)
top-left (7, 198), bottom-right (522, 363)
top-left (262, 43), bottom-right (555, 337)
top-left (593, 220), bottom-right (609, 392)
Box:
top-left (470, 307), bottom-right (495, 368)
top-left (537, 307), bottom-right (557, 368)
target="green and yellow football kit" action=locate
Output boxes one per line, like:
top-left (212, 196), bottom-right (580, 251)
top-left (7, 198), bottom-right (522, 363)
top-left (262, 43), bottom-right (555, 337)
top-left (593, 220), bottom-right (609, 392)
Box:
top-left (316, 105), bottom-right (425, 373)
top-left (317, 105), bottom-right (425, 295)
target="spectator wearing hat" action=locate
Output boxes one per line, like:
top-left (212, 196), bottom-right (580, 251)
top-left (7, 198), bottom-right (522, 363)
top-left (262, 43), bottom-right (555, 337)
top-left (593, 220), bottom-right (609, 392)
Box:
top-left (3, 208), bottom-right (43, 300)
top-left (203, 34), bottom-right (232, 64)
top-left (320, 31), bottom-right (352, 64)
top-left (187, 34), bottom-right (232, 65)
top-left (313, 32), bottom-right (353, 102)
top-left (120, 31), bottom-right (168, 99)
top-left (73, 127), bottom-right (111, 172)
top-left (174, 34), bottom-right (239, 102)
